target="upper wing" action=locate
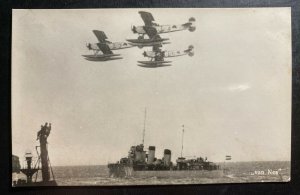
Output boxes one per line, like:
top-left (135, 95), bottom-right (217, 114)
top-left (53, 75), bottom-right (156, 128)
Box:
top-left (143, 26), bottom-right (159, 39)
top-left (93, 30), bottom-right (108, 43)
top-left (97, 43), bottom-right (113, 55)
top-left (139, 11), bottom-right (155, 26)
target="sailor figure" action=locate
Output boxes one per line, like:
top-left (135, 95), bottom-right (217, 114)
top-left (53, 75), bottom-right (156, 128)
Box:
top-left (45, 123), bottom-right (51, 137)
top-left (36, 122), bottom-right (51, 141)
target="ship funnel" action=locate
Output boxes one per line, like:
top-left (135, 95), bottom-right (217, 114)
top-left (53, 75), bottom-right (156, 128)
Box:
top-left (163, 149), bottom-right (172, 166)
top-left (135, 144), bottom-right (146, 162)
top-left (147, 146), bottom-right (156, 164)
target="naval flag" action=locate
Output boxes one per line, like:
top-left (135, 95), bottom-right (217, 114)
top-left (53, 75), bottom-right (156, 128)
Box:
top-left (226, 155), bottom-right (232, 160)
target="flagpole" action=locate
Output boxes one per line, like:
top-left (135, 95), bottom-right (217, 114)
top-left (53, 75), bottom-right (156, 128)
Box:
top-left (142, 108), bottom-right (147, 145)
top-left (224, 155), bottom-right (232, 173)
top-left (181, 125), bottom-right (184, 158)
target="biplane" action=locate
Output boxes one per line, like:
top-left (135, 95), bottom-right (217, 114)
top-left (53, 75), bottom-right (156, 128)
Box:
top-left (137, 45), bottom-right (194, 68)
top-left (83, 30), bottom-right (132, 61)
top-left (127, 11), bottom-right (195, 48)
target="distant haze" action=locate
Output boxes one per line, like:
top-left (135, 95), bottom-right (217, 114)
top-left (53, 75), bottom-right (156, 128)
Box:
top-left (12, 8), bottom-right (291, 166)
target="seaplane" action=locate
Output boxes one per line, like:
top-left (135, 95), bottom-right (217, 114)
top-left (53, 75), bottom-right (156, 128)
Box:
top-left (138, 45), bottom-right (194, 68)
top-left (83, 30), bottom-right (133, 61)
top-left (127, 11), bottom-right (195, 48)
top-left (127, 28), bottom-right (170, 48)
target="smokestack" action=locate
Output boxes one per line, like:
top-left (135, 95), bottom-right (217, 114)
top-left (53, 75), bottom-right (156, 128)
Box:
top-left (135, 144), bottom-right (146, 162)
top-left (147, 146), bottom-right (156, 164)
top-left (163, 149), bottom-right (171, 166)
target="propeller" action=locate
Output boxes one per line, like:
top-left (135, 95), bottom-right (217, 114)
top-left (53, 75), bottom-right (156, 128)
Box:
top-left (143, 51), bottom-right (147, 57)
top-left (131, 25), bottom-right (137, 33)
top-left (86, 43), bottom-right (92, 50)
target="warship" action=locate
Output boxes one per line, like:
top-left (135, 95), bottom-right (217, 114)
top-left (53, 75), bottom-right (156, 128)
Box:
top-left (108, 110), bottom-right (224, 178)
top-left (12, 123), bottom-right (57, 186)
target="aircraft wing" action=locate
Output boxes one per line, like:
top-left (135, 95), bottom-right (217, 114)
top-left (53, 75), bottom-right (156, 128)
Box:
top-left (143, 26), bottom-right (160, 39)
top-left (139, 11), bottom-right (155, 26)
top-left (93, 30), bottom-right (108, 43)
top-left (152, 45), bottom-right (162, 51)
top-left (97, 43), bottom-right (113, 55)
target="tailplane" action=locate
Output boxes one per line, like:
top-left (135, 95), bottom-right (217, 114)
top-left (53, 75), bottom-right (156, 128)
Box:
top-left (183, 17), bottom-right (196, 32)
top-left (184, 45), bottom-right (194, 57)
top-left (188, 17), bottom-right (196, 32)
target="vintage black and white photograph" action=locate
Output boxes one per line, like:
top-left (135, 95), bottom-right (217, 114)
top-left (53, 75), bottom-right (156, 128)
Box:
top-left (11, 8), bottom-right (291, 186)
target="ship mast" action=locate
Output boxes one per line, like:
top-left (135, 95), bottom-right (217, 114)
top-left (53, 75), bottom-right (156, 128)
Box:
top-left (181, 124), bottom-right (184, 157)
top-left (39, 123), bottom-right (51, 182)
top-left (142, 108), bottom-right (147, 145)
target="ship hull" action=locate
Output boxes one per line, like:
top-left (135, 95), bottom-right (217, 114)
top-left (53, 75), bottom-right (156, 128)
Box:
top-left (131, 170), bottom-right (224, 178)
top-left (13, 180), bottom-right (57, 187)
top-left (109, 165), bottom-right (224, 178)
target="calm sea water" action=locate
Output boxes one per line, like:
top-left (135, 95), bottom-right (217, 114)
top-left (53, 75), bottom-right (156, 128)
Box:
top-left (14, 161), bottom-right (290, 186)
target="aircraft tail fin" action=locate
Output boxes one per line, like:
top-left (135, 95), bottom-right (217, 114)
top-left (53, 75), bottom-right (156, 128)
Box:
top-left (184, 45), bottom-right (194, 57)
top-left (182, 17), bottom-right (196, 32)
top-left (189, 17), bottom-right (196, 23)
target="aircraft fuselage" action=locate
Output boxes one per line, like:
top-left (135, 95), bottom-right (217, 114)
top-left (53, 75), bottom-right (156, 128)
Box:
top-left (134, 23), bottom-right (193, 35)
top-left (144, 50), bottom-right (189, 58)
top-left (89, 42), bottom-right (133, 51)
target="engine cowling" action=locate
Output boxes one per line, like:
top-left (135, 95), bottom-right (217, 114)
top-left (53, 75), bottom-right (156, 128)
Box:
top-left (86, 43), bottom-right (92, 50)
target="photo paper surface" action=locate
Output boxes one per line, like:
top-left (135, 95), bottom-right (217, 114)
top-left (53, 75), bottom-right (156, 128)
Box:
top-left (12, 8), bottom-right (291, 186)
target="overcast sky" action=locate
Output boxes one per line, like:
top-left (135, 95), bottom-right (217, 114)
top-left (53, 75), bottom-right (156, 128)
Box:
top-left (12, 8), bottom-right (291, 166)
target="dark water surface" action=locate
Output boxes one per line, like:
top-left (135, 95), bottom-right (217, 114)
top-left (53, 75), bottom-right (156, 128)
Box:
top-left (14, 161), bottom-right (290, 186)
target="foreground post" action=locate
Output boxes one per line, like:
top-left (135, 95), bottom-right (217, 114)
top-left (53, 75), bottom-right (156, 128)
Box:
top-left (37, 123), bottom-right (51, 182)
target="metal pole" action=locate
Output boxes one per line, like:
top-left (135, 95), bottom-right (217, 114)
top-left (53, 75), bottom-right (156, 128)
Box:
top-left (39, 123), bottom-right (51, 182)
top-left (48, 156), bottom-right (55, 181)
top-left (181, 125), bottom-right (184, 157)
top-left (142, 108), bottom-right (147, 145)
